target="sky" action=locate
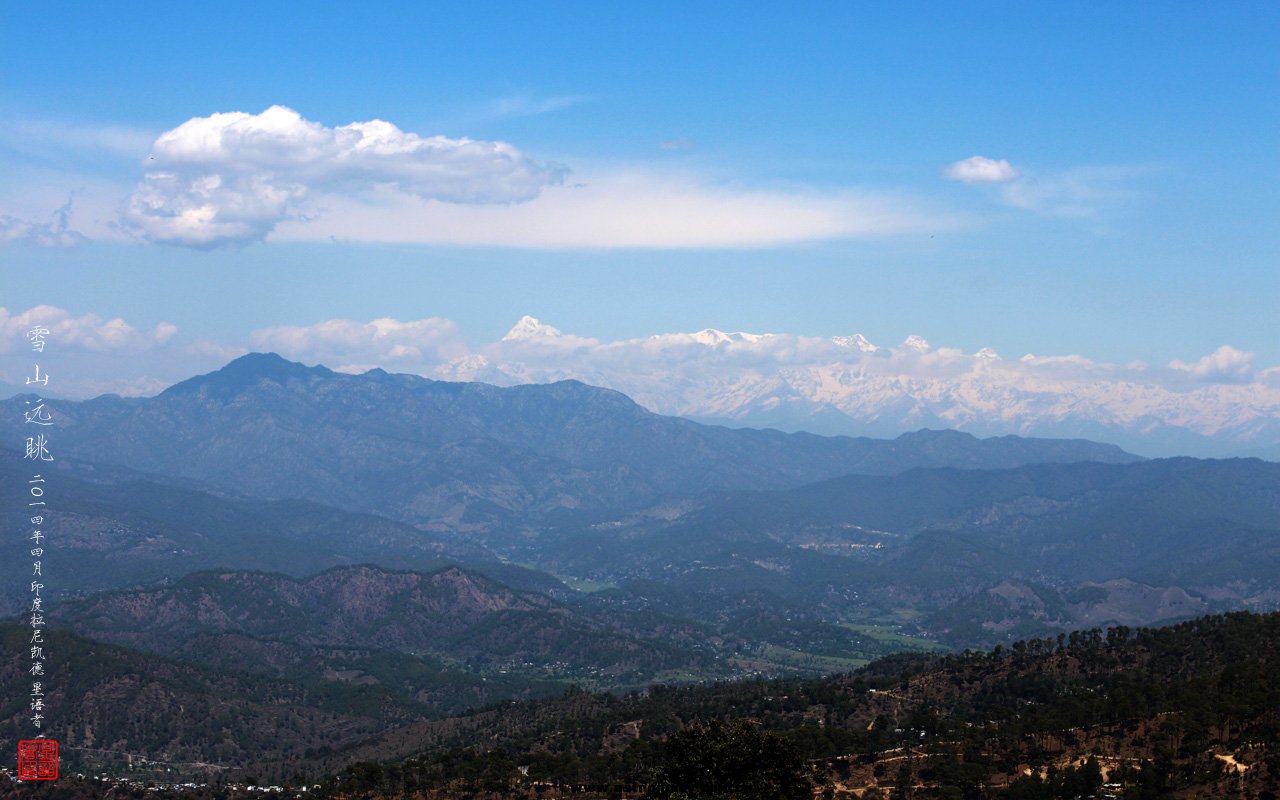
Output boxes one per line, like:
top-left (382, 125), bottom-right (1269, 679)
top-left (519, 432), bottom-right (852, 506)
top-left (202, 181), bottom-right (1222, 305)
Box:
top-left (1, 3), bottom-right (1278, 419)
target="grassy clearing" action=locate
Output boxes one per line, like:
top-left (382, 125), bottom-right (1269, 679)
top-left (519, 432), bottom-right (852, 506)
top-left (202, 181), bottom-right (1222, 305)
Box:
top-left (738, 644), bottom-right (871, 674)
top-left (840, 622), bottom-right (937, 652)
top-left (556, 574), bottom-right (617, 593)
top-left (505, 560), bottom-right (618, 593)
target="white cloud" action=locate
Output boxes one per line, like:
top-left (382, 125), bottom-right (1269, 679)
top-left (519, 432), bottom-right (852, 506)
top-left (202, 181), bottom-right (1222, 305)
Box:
top-left (5, 308), bottom-right (1266, 412)
top-left (120, 105), bottom-right (568, 247)
top-left (487, 94), bottom-right (590, 118)
top-left (0, 165), bottom-right (140, 243)
top-left (187, 338), bottom-right (248, 362)
top-left (2, 119), bottom-right (156, 159)
top-left (998, 164), bottom-right (1152, 219)
top-left (0, 305), bottom-right (174, 352)
top-left (438, 319), bottom-right (1262, 440)
top-left (271, 169), bottom-right (948, 248)
top-left (1169, 345), bottom-right (1255, 383)
top-left (944, 157), bottom-right (1147, 220)
top-left (0, 306), bottom-right (193, 398)
top-left (108, 105), bottom-right (951, 249)
top-left (249, 316), bottom-right (470, 372)
top-left (0, 199), bottom-right (85, 248)
top-left (436, 320), bottom-right (1279, 446)
top-left (944, 156), bottom-right (1020, 184)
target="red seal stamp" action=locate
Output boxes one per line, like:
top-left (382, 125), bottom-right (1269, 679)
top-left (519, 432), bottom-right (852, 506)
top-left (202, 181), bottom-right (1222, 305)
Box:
top-left (17, 739), bottom-right (58, 781)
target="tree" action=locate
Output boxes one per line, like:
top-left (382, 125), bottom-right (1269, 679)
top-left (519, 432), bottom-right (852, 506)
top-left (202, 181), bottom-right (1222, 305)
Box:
top-left (892, 761), bottom-right (914, 800)
top-left (643, 720), bottom-right (811, 800)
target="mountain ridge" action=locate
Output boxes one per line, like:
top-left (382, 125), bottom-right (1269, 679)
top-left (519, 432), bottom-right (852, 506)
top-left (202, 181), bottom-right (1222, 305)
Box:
top-left (59, 562), bottom-right (725, 683)
top-left (0, 352), bottom-right (1140, 531)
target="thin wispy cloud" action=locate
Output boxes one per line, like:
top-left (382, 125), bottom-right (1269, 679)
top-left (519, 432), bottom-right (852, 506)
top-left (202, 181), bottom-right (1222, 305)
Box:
top-left (486, 94), bottom-right (591, 119)
top-left (272, 169), bottom-right (949, 249)
top-left (999, 164), bottom-right (1148, 218)
top-left (0, 199), bottom-right (86, 248)
top-left (1, 119), bottom-right (156, 159)
top-left (944, 155), bottom-right (1151, 219)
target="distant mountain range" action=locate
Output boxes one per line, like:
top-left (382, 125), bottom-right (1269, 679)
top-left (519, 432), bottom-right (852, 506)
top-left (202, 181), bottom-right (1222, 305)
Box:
top-left (436, 317), bottom-right (1280, 459)
top-left (0, 352), bottom-right (1138, 531)
top-left (11, 353), bottom-right (1278, 652)
top-left (3, 353), bottom-right (1278, 796)
top-left (8, 319), bottom-right (1280, 458)
top-left (0, 453), bottom-right (486, 613)
top-left (529, 456), bottom-right (1280, 645)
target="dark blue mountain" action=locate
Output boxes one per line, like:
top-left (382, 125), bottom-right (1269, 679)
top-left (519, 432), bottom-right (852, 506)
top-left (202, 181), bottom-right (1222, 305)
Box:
top-left (0, 353), bottom-right (1139, 530)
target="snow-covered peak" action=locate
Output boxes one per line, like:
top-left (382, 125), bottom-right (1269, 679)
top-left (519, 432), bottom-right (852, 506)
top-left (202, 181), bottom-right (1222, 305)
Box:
top-left (449, 354), bottom-right (491, 371)
top-left (655, 328), bottom-right (770, 346)
top-left (902, 335), bottom-right (932, 353)
top-left (832, 333), bottom-right (879, 353)
top-left (691, 329), bottom-right (733, 346)
top-left (705, 328), bottom-right (765, 345)
top-left (975, 347), bottom-right (1001, 360)
top-left (502, 315), bottom-right (563, 341)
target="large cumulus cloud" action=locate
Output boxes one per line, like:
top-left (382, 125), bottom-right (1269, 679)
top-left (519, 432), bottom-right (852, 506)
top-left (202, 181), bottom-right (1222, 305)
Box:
top-left (120, 106), bottom-right (568, 247)
top-left (1169, 345), bottom-right (1255, 383)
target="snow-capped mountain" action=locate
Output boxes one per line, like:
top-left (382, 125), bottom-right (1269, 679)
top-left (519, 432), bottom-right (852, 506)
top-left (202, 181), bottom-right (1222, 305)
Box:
top-left (433, 317), bottom-right (1280, 458)
top-left (501, 315), bottom-right (564, 341)
top-left (831, 333), bottom-right (879, 353)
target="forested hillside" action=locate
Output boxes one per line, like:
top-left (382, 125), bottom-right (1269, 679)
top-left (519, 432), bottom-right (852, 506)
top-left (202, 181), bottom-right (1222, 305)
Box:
top-left (307, 612), bottom-right (1279, 799)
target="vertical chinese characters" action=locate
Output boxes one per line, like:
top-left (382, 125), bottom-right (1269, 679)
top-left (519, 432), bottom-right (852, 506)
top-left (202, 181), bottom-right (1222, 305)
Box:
top-left (22, 325), bottom-right (53, 739)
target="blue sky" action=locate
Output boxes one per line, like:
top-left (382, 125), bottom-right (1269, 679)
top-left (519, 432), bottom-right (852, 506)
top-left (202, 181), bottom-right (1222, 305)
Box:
top-left (1, 2), bottom-right (1277, 388)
